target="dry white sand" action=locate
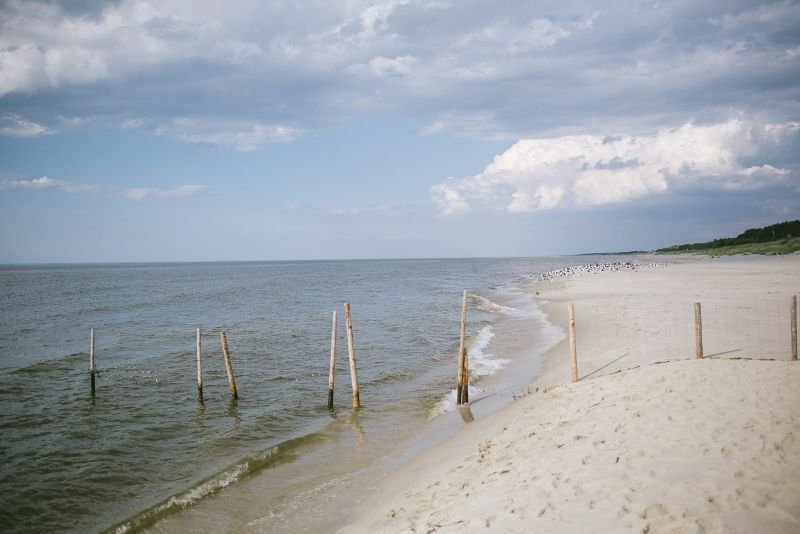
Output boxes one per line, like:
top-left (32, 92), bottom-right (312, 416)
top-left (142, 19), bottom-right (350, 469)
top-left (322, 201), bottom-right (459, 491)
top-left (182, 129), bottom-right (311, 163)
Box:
top-left (341, 255), bottom-right (800, 533)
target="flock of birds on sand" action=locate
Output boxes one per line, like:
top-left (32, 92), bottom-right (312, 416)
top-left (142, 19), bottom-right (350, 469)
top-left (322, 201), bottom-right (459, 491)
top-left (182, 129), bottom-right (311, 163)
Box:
top-left (534, 260), bottom-right (669, 282)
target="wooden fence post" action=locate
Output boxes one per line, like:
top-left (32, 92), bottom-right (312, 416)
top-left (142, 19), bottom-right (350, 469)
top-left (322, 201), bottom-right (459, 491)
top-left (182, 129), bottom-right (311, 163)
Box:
top-left (792, 295), bottom-right (797, 361)
top-left (196, 328), bottom-right (203, 401)
top-left (90, 328), bottom-right (96, 396)
top-left (344, 303), bottom-right (361, 409)
top-left (328, 310), bottom-right (337, 409)
top-left (568, 304), bottom-right (578, 383)
top-left (694, 302), bottom-right (703, 360)
top-left (220, 331), bottom-right (239, 400)
top-left (457, 290), bottom-right (468, 405)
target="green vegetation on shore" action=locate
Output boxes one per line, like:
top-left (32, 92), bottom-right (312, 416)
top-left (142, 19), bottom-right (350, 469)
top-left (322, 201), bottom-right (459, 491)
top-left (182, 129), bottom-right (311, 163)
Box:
top-left (656, 220), bottom-right (800, 256)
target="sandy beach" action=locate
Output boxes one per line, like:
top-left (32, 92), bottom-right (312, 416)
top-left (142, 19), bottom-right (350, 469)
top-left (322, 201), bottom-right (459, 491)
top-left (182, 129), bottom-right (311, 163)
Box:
top-left (341, 255), bottom-right (800, 533)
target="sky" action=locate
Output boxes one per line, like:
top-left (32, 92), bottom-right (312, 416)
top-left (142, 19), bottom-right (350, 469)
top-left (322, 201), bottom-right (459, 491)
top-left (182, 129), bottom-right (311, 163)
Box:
top-left (0, 0), bottom-right (799, 263)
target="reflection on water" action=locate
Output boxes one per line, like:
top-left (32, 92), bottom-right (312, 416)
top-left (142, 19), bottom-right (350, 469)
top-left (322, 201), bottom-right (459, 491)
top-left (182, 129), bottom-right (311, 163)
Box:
top-left (458, 405), bottom-right (475, 423)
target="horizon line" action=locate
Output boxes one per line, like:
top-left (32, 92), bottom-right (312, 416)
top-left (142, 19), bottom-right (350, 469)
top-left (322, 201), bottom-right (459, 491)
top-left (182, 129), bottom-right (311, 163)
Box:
top-left (0, 251), bottom-right (651, 267)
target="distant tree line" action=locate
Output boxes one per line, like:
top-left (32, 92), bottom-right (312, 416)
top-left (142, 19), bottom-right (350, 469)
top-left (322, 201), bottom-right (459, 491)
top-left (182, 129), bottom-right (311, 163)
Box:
top-left (657, 220), bottom-right (800, 252)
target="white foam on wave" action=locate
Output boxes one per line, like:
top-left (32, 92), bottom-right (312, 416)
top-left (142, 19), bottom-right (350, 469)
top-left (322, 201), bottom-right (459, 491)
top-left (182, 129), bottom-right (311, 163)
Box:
top-left (113, 447), bottom-right (279, 533)
top-left (430, 326), bottom-right (510, 418)
top-left (468, 326), bottom-right (509, 376)
top-left (165, 463), bottom-right (249, 509)
top-left (471, 294), bottom-right (532, 318)
top-left (430, 385), bottom-right (482, 417)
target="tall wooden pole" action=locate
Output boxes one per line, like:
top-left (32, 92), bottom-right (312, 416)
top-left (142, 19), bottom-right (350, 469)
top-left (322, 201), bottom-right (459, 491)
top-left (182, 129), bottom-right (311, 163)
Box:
top-left (457, 290), bottom-right (468, 405)
top-left (344, 303), bottom-right (361, 409)
top-left (568, 304), bottom-right (578, 383)
top-left (694, 302), bottom-right (703, 360)
top-left (220, 331), bottom-right (239, 400)
top-left (89, 328), bottom-right (96, 396)
top-left (328, 310), bottom-right (337, 409)
top-left (196, 328), bottom-right (203, 401)
top-left (791, 295), bottom-right (797, 361)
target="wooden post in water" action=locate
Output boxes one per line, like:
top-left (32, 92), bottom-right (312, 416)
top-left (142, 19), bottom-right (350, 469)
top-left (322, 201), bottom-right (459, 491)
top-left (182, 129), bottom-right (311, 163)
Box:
top-left (456, 290), bottom-right (468, 405)
top-left (196, 328), bottom-right (203, 401)
top-left (568, 304), bottom-right (578, 383)
top-left (344, 303), bottom-right (361, 409)
top-left (791, 295), bottom-right (797, 361)
top-left (89, 328), bottom-right (96, 396)
top-left (328, 311), bottom-right (337, 409)
top-left (694, 302), bottom-right (703, 360)
top-left (220, 331), bottom-right (239, 400)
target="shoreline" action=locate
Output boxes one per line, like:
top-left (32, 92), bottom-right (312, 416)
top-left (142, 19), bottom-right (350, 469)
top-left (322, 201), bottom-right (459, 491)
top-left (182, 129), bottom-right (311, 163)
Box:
top-left (340, 254), bottom-right (800, 533)
top-left (129, 259), bottom-right (579, 534)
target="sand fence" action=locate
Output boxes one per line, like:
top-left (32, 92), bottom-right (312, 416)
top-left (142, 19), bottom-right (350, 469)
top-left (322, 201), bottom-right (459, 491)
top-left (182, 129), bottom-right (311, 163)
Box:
top-left (565, 294), bottom-right (798, 384)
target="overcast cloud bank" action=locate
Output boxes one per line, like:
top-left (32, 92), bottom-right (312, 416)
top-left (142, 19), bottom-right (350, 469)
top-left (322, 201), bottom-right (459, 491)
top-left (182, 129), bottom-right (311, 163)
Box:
top-left (2, 0), bottom-right (799, 145)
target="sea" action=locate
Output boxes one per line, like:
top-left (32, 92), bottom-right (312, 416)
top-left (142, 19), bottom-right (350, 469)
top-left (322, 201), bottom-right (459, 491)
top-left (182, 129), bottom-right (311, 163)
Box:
top-left (0, 257), bottom-right (623, 533)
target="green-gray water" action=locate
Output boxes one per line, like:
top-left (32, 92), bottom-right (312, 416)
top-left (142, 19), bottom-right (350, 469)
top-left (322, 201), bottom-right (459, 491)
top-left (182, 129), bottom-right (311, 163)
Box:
top-left (0, 257), bottom-right (622, 533)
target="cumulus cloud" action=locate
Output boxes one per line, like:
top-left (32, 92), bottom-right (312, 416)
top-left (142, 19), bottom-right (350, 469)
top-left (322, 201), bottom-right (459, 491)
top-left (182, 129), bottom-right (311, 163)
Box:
top-left (124, 185), bottom-right (207, 201)
top-left (430, 181), bottom-right (470, 216)
top-left (431, 120), bottom-right (799, 215)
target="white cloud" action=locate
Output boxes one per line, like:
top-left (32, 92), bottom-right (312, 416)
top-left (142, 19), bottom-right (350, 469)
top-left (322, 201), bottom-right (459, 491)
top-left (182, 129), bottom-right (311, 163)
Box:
top-left (1, 1), bottom-right (798, 151)
top-left (124, 185), bottom-right (207, 201)
top-left (420, 110), bottom-right (512, 139)
top-left (451, 17), bottom-right (575, 55)
top-left (121, 117), bottom-right (145, 129)
top-left (329, 203), bottom-right (410, 217)
top-left (0, 0), bottom-right (262, 96)
top-left (708, 1), bottom-right (800, 31)
top-left (349, 55), bottom-right (420, 78)
top-left (0, 175), bottom-right (206, 199)
top-left (154, 118), bottom-right (299, 151)
top-left (288, 202), bottom-right (413, 217)
top-left (0, 115), bottom-right (52, 137)
top-left (430, 181), bottom-right (470, 216)
top-left (0, 175), bottom-right (103, 193)
top-left (0, 176), bottom-right (64, 189)
top-left (431, 119), bottom-right (798, 215)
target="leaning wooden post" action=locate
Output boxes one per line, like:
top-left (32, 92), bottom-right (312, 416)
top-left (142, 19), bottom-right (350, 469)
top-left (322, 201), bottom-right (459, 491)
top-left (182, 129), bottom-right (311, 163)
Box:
top-left (791, 295), bottom-right (797, 361)
top-left (568, 304), bottom-right (578, 382)
top-left (89, 328), bottom-right (96, 396)
top-left (328, 311), bottom-right (337, 409)
top-left (456, 290), bottom-right (468, 405)
top-left (220, 331), bottom-right (239, 400)
top-left (196, 328), bottom-right (203, 401)
top-left (344, 303), bottom-right (361, 409)
top-left (694, 302), bottom-right (703, 359)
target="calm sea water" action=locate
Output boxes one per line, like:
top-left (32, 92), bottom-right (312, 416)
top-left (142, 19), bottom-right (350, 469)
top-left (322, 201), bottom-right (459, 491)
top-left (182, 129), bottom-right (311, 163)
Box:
top-left (0, 257), bottom-right (616, 533)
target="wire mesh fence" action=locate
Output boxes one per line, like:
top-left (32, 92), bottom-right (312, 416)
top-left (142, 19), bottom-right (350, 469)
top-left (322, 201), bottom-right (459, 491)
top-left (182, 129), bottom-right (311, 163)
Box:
top-left (575, 295), bottom-right (797, 383)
